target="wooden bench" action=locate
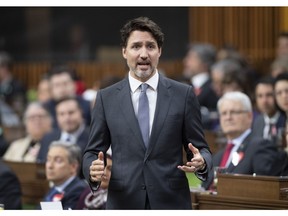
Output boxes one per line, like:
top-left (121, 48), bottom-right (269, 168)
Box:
top-left (191, 173), bottom-right (288, 209)
top-left (3, 160), bottom-right (49, 207)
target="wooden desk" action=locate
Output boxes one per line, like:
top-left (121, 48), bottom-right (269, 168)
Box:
top-left (191, 173), bottom-right (288, 209)
top-left (3, 161), bottom-right (49, 206)
top-left (192, 193), bottom-right (288, 209)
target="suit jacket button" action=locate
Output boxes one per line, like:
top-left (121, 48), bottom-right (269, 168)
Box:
top-left (141, 185), bottom-right (146, 190)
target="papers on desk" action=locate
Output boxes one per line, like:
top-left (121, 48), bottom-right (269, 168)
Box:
top-left (40, 201), bottom-right (63, 210)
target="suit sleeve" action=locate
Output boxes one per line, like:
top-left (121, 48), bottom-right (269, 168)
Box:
top-left (184, 86), bottom-right (213, 181)
top-left (82, 90), bottom-right (111, 191)
top-left (0, 165), bottom-right (22, 209)
top-left (252, 138), bottom-right (280, 176)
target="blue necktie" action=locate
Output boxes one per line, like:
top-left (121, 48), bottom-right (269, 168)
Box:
top-left (44, 187), bottom-right (59, 201)
top-left (138, 83), bottom-right (150, 148)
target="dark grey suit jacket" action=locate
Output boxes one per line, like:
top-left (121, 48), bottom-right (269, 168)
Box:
top-left (37, 127), bottom-right (90, 163)
top-left (202, 132), bottom-right (280, 189)
top-left (82, 74), bottom-right (212, 209)
top-left (0, 160), bottom-right (22, 209)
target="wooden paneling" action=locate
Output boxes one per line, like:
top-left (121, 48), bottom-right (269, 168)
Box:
top-left (192, 174), bottom-right (288, 209)
top-left (11, 60), bottom-right (184, 90)
top-left (188, 7), bottom-right (283, 75)
top-left (3, 161), bottom-right (49, 206)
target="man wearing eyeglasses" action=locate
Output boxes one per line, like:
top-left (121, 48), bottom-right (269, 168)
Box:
top-left (202, 91), bottom-right (281, 190)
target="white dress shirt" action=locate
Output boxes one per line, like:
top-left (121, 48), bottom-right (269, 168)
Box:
top-left (128, 71), bottom-right (158, 136)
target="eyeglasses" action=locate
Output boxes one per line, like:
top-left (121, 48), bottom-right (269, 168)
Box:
top-left (219, 110), bottom-right (248, 117)
top-left (25, 114), bottom-right (49, 121)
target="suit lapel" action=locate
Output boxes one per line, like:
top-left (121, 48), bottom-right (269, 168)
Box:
top-left (118, 79), bottom-right (146, 150)
top-left (227, 134), bottom-right (250, 172)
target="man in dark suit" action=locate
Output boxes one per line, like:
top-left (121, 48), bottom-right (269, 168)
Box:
top-left (44, 65), bottom-right (91, 129)
top-left (252, 76), bottom-right (286, 143)
top-left (182, 43), bottom-right (219, 129)
top-left (82, 17), bottom-right (212, 210)
top-left (37, 97), bottom-right (89, 163)
top-left (202, 91), bottom-right (281, 190)
top-left (0, 159), bottom-right (22, 209)
top-left (42, 141), bottom-right (86, 210)
top-left (183, 43), bottom-right (219, 110)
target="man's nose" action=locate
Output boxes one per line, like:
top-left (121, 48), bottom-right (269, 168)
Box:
top-left (140, 48), bottom-right (148, 58)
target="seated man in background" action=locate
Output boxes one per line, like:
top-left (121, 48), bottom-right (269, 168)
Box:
top-left (4, 102), bottom-right (52, 162)
top-left (202, 91), bottom-right (281, 190)
top-left (0, 159), bottom-right (22, 209)
top-left (44, 65), bottom-right (91, 128)
top-left (76, 147), bottom-right (112, 210)
top-left (37, 97), bottom-right (89, 163)
top-left (41, 141), bottom-right (86, 210)
top-left (252, 76), bottom-right (286, 144)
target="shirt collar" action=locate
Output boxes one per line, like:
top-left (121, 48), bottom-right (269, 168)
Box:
top-left (263, 111), bottom-right (280, 125)
top-left (54, 176), bottom-right (76, 192)
top-left (128, 70), bottom-right (159, 93)
top-left (231, 129), bottom-right (251, 148)
top-left (62, 123), bottom-right (85, 141)
top-left (191, 73), bottom-right (209, 88)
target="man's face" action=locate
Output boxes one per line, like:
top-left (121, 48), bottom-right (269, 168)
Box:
top-left (275, 80), bottom-right (288, 113)
top-left (25, 106), bottom-right (52, 140)
top-left (50, 73), bottom-right (76, 100)
top-left (37, 79), bottom-right (51, 103)
top-left (255, 83), bottom-right (276, 116)
top-left (219, 99), bottom-right (252, 139)
top-left (56, 100), bottom-right (83, 133)
top-left (183, 51), bottom-right (205, 78)
top-left (45, 146), bottom-right (77, 186)
top-left (122, 30), bottom-right (161, 82)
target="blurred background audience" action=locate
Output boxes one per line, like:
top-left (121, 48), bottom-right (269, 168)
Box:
top-left (41, 141), bottom-right (86, 210)
top-left (3, 102), bottom-right (52, 162)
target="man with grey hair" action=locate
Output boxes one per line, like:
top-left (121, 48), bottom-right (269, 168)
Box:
top-left (202, 91), bottom-right (281, 190)
top-left (4, 101), bottom-right (52, 162)
top-left (211, 59), bottom-right (243, 97)
top-left (42, 141), bottom-right (86, 210)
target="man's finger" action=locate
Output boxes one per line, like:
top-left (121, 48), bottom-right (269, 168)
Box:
top-left (188, 143), bottom-right (199, 155)
top-left (98, 151), bottom-right (104, 161)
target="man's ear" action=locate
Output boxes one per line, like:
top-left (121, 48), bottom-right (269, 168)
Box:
top-left (122, 47), bottom-right (127, 59)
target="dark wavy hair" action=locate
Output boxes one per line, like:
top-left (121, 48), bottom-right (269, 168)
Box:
top-left (120, 16), bottom-right (164, 48)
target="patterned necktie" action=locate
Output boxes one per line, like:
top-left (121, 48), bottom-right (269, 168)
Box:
top-left (219, 142), bottom-right (234, 167)
top-left (137, 83), bottom-right (150, 148)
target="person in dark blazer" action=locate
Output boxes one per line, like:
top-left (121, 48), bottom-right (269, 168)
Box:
top-left (37, 97), bottom-right (89, 163)
top-left (42, 141), bottom-right (86, 210)
top-left (82, 17), bottom-right (212, 210)
top-left (183, 43), bottom-right (219, 111)
top-left (182, 43), bottom-right (219, 130)
top-left (202, 91), bottom-right (281, 190)
top-left (0, 159), bottom-right (22, 209)
top-left (252, 76), bottom-right (286, 143)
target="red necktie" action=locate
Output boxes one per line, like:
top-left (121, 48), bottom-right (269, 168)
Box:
top-left (220, 142), bottom-right (234, 167)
